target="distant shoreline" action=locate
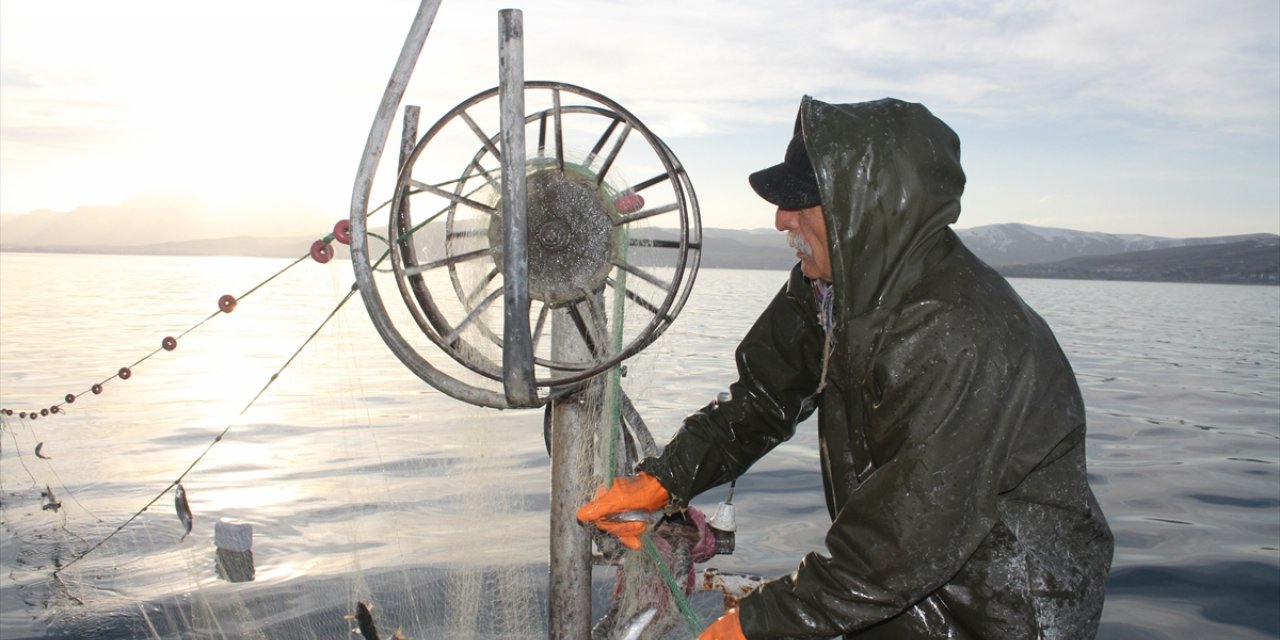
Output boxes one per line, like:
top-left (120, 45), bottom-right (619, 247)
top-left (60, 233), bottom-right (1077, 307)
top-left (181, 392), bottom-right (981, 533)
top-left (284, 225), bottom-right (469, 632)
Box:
top-left (4, 244), bottom-right (1276, 287)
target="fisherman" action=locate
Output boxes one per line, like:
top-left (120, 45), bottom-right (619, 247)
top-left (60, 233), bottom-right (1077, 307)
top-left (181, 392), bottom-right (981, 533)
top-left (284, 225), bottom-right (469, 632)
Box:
top-left (579, 96), bottom-right (1114, 639)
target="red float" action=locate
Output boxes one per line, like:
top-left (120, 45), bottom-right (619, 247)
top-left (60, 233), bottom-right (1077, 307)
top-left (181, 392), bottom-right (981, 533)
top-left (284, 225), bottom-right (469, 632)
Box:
top-left (333, 219), bottom-right (352, 245)
top-left (162, 336), bottom-right (178, 351)
top-left (118, 367), bottom-right (132, 380)
top-left (311, 239), bottom-right (334, 264)
top-left (614, 192), bottom-right (645, 214)
top-left (219, 294), bottom-right (238, 313)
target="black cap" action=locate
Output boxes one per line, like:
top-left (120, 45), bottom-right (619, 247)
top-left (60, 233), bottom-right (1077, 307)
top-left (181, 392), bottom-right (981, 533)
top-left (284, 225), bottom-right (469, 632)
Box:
top-left (748, 133), bottom-right (820, 210)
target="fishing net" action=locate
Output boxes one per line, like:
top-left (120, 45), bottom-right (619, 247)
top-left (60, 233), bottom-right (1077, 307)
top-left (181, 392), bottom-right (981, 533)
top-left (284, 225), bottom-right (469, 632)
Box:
top-left (0, 230), bottom-right (730, 639)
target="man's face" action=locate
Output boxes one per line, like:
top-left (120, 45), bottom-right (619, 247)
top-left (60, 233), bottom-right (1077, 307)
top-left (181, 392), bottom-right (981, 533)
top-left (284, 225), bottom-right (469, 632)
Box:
top-left (775, 205), bottom-right (832, 281)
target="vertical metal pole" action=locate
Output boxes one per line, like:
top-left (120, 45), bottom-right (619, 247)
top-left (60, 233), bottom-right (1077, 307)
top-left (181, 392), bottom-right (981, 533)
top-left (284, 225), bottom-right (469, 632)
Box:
top-left (400, 106), bottom-right (420, 182)
top-left (498, 8), bottom-right (537, 407)
top-left (397, 104), bottom-right (420, 251)
top-left (549, 315), bottom-right (599, 640)
top-left (497, 10), bottom-right (592, 637)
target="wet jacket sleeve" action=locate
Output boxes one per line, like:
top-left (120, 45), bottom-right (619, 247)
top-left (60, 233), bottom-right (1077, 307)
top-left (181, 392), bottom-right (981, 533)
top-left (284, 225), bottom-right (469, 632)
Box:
top-left (639, 266), bottom-right (825, 505)
top-left (739, 299), bottom-right (1045, 638)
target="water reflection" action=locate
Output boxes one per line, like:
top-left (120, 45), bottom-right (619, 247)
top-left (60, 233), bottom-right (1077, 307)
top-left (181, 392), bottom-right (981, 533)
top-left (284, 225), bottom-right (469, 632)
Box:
top-left (1101, 561), bottom-right (1280, 639)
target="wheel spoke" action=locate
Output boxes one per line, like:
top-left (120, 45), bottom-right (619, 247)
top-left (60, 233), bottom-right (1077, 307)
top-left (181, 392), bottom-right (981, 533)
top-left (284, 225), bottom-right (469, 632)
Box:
top-left (468, 159), bottom-right (501, 192)
top-left (459, 109), bottom-right (502, 161)
top-left (552, 87), bottom-right (565, 171)
top-left (402, 246), bottom-right (496, 277)
top-left (531, 302), bottom-right (551, 351)
top-left (630, 173), bottom-right (672, 193)
top-left (605, 277), bottom-right (664, 319)
top-left (537, 110), bottom-right (549, 156)
top-left (616, 202), bottom-right (680, 225)
top-left (582, 293), bottom-right (613, 351)
top-left (409, 179), bottom-right (498, 215)
top-left (629, 237), bottom-right (699, 250)
top-left (445, 287), bottom-right (503, 345)
top-left (611, 259), bottom-right (672, 290)
top-left (463, 267), bottom-right (500, 306)
top-left (447, 227), bottom-right (490, 241)
top-left (565, 297), bottom-right (608, 360)
top-left (594, 123), bottom-right (632, 187)
top-left (584, 117), bottom-right (622, 167)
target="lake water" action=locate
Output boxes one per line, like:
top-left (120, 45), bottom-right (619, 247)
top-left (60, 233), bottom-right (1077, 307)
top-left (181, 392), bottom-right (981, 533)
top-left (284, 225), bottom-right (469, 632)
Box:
top-left (0, 252), bottom-right (1277, 639)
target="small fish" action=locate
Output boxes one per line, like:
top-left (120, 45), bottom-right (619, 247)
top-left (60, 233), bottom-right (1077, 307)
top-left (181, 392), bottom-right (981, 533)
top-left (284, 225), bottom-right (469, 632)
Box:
top-left (174, 483), bottom-right (193, 542)
top-left (619, 607), bottom-right (658, 640)
top-left (34, 442), bottom-right (51, 459)
top-left (344, 602), bottom-right (411, 640)
top-left (351, 601), bottom-right (380, 640)
top-left (42, 484), bottom-right (61, 512)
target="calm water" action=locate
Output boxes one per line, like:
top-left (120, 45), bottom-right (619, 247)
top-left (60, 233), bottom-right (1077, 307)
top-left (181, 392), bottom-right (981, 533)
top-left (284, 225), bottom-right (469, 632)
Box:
top-left (0, 252), bottom-right (1277, 639)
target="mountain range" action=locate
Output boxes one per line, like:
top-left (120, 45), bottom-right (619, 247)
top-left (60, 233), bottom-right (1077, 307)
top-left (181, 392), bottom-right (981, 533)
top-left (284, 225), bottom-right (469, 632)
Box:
top-left (664, 225), bottom-right (1279, 285)
top-left (1, 202), bottom-right (1275, 286)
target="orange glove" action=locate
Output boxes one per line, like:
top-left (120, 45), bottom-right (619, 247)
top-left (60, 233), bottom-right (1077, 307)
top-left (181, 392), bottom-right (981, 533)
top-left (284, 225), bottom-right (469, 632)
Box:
top-left (576, 473), bottom-right (670, 549)
top-left (699, 608), bottom-right (745, 640)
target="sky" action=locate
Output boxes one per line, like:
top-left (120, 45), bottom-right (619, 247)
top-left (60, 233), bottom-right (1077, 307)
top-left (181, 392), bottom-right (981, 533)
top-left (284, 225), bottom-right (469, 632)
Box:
top-left (1, 0), bottom-right (1277, 239)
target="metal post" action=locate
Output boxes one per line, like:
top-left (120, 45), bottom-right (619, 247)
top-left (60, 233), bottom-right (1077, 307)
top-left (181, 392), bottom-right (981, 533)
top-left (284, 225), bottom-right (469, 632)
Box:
top-left (398, 104), bottom-right (420, 252)
top-left (549, 312), bottom-right (599, 640)
top-left (498, 8), bottom-right (537, 407)
top-left (497, 10), bottom-right (593, 636)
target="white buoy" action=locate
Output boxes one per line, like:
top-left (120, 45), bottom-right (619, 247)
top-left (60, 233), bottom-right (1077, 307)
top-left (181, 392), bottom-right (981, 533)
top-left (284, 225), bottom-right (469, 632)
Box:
top-left (708, 502), bottom-right (736, 532)
top-left (214, 518), bottom-right (256, 582)
top-left (214, 518), bottom-right (253, 552)
top-left (707, 501), bottom-right (737, 555)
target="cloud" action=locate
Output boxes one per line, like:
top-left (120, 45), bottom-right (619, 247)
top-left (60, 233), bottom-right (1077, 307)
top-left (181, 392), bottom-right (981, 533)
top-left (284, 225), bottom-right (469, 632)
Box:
top-left (574, 0), bottom-right (1277, 137)
top-left (0, 91), bottom-right (136, 151)
top-left (0, 0), bottom-right (1274, 237)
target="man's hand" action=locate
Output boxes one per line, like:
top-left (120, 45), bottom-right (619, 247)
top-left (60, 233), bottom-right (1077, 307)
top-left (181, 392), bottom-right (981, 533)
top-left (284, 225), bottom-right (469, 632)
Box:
top-left (700, 608), bottom-right (745, 640)
top-left (576, 473), bottom-right (670, 549)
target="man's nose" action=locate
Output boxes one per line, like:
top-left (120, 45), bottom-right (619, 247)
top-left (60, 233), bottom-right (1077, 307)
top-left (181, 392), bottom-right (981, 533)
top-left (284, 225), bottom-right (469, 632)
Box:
top-left (775, 207), bottom-right (796, 231)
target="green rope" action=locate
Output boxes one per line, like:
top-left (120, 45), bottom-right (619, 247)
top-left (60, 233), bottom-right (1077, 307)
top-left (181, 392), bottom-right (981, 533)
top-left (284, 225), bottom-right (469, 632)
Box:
top-left (393, 171), bottom-right (500, 245)
top-left (604, 223), bottom-right (631, 482)
top-left (643, 536), bottom-right (703, 635)
top-left (597, 188), bottom-right (702, 635)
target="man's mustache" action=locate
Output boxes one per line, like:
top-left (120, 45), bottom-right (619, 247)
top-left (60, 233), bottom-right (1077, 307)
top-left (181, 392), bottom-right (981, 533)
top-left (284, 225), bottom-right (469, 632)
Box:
top-left (788, 231), bottom-right (815, 259)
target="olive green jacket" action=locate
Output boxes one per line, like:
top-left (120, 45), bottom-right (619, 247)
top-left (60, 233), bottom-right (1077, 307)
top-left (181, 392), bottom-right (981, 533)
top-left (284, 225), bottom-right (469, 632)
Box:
top-left (640, 97), bottom-right (1113, 638)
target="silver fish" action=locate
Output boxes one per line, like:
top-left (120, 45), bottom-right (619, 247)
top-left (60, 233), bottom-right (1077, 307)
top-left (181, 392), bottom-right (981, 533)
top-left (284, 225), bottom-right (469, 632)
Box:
top-left (174, 483), bottom-right (192, 542)
top-left (35, 442), bottom-right (51, 459)
top-left (619, 607), bottom-right (658, 640)
top-left (42, 484), bottom-right (61, 512)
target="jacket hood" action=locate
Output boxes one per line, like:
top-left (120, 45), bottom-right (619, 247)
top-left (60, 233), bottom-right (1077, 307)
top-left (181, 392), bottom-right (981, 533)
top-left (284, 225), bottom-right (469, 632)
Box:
top-left (799, 97), bottom-right (966, 320)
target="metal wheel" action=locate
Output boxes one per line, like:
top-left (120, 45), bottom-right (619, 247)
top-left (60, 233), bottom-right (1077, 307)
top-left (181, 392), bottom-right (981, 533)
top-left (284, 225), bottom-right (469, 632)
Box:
top-left (361, 81), bottom-right (700, 408)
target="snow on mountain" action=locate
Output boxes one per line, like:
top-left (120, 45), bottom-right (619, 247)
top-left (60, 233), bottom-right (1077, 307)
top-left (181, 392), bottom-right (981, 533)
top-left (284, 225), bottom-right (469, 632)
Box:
top-left (954, 223), bottom-right (1275, 266)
